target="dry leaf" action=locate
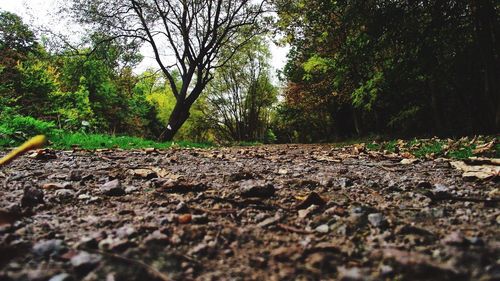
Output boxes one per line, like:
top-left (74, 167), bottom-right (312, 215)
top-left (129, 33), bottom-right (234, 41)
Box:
top-left (400, 158), bottom-right (419, 165)
top-left (450, 160), bottom-right (500, 180)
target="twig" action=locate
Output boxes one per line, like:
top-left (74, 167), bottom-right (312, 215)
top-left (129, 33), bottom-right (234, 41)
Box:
top-left (277, 223), bottom-right (313, 235)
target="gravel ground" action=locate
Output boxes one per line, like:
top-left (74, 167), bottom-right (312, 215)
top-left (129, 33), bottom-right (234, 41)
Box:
top-left (0, 144), bottom-right (499, 281)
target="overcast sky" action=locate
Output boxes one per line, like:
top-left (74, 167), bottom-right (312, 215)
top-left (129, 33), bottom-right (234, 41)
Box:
top-left (0, 0), bottom-right (289, 77)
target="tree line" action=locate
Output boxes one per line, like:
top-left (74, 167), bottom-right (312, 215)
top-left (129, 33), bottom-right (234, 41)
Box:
top-left (274, 0), bottom-right (499, 142)
top-left (1, 0), bottom-right (498, 145)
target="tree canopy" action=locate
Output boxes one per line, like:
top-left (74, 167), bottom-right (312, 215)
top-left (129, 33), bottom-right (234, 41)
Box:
top-left (66, 0), bottom-right (271, 140)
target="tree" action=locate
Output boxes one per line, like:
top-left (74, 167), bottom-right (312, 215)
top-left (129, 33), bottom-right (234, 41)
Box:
top-left (204, 37), bottom-right (277, 142)
top-left (0, 10), bottom-right (38, 54)
top-left (66, 0), bottom-right (271, 140)
top-left (274, 0), bottom-right (500, 140)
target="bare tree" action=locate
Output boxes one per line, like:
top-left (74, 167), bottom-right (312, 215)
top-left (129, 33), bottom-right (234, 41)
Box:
top-left (65, 0), bottom-right (270, 140)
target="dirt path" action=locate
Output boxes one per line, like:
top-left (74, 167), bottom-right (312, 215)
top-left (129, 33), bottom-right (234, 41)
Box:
top-left (0, 145), bottom-right (499, 281)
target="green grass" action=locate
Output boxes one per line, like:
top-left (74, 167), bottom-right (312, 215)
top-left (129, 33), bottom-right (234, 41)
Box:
top-left (0, 132), bottom-right (213, 150)
top-left (363, 137), bottom-right (498, 160)
top-left (51, 132), bottom-right (214, 150)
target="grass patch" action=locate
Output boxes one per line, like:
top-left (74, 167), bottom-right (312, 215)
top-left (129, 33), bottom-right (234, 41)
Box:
top-left (49, 132), bottom-right (214, 150)
top-left (363, 136), bottom-right (498, 159)
top-left (1, 132), bottom-right (213, 150)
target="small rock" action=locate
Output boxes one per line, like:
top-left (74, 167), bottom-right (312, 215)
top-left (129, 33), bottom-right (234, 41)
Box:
top-left (178, 214), bottom-right (192, 224)
top-left (70, 251), bottom-right (102, 273)
top-left (192, 214), bottom-right (209, 224)
top-left (124, 186), bottom-right (140, 194)
top-left (144, 230), bottom-right (169, 246)
top-left (49, 273), bottom-right (73, 281)
top-left (21, 186), bottom-right (44, 207)
top-left (278, 169), bottom-right (288, 175)
top-left (416, 181), bottom-right (432, 189)
top-left (338, 178), bottom-right (353, 188)
top-left (33, 239), bottom-right (64, 257)
top-left (68, 170), bottom-right (83, 181)
top-left (54, 189), bottom-right (75, 201)
top-left (433, 184), bottom-right (449, 193)
top-left (239, 180), bottom-right (275, 198)
top-left (116, 225), bottom-right (136, 238)
top-left (315, 224), bottom-right (329, 233)
top-left (379, 264), bottom-right (393, 276)
top-left (228, 171), bottom-right (256, 182)
top-left (175, 202), bottom-right (189, 213)
top-left (76, 236), bottom-right (99, 250)
top-left (367, 213), bottom-right (385, 228)
top-left (100, 180), bottom-right (125, 196)
top-left (442, 231), bottom-right (466, 246)
top-left (78, 194), bottom-right (91, 200)
top-left (337, 266), bottom-right (370, 281)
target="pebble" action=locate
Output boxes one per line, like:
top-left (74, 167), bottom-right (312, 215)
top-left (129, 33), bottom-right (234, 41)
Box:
top-left (144, 230), bottom-right (169, 246)
top-left (239, 180), bottom-right (275, 198)
top-left (367, 213), bottom-right (385, 228)
top-left (124, 186), bottom-right (140, 193)
top-left (70, 251), bottom-right (102, 272)
top-left (315, 224), bottom-right (329, 233)
top-left (33, 239), bottom-right (64, 256)
top-left (338, 178), bottom-right (353, 188)
top-left (100, 180), bottom-right (125, 196)
top-left (116, 225), bottom-right (136, 238)
top-left (337, 266), bottom-right (368, 281)
top-left (68, 170), bottom-right (83, 181)
top-left (433, 184), bottom-right (449, 193)
top-left (49, 273), bottom-right (73, 281)
top-left (54, 189), bottom-right (75, 201)
top-left (21, 186), bottom-right (44, 207)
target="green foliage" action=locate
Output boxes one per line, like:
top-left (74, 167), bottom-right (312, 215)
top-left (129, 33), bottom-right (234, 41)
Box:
top-left (351, 71), bottom-right (384, 111)
top-left (275, 0), bottom-right (500, 139)
top-left (49, 132), bottom-right (169, 150)
top-left (204, 37), bottom-right (278, 142)
top-left (14, 60), bottom-right (58, 116)
top-left (0, 10), bottom-right (38, 53)
top-left (263, 129), bottom-right (277, 144)
top-left (363, 137), bottom-right (499, 160)
top-left (0, 114), bottom-right (56, 145)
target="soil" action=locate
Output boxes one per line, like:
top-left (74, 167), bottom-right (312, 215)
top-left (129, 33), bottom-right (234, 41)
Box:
top-left (0, 144), bottom-right (499, 281)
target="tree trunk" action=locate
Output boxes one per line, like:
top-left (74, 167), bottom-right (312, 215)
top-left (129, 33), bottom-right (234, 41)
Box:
top-left (160, 102), bottom-right (191, 141)
top-left (471, 0), bottom-right (499, 132)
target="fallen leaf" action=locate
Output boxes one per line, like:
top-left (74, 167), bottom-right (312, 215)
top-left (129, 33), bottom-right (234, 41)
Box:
top-left (450, 160), bottom-right (500, 180)
top-left (295, 192), bottom-right (326, 210)
top-left (400, 158), bottom-right (419, 165)
top-left (472, 141), bottom-right (494, 155)
top-left (129, 168), bottom-right (158, 179)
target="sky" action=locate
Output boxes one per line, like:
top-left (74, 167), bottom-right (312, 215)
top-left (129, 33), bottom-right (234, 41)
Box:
top-left (0, 0), bottom-right (289, 77)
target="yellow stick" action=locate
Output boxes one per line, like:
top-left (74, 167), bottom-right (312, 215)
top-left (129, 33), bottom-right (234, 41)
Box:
top-left (0, 135), bottom-right (47, 167)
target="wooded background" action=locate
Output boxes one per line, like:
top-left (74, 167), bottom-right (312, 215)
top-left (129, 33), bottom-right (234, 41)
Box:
top-left (1, 0), bottom-right (498, 145)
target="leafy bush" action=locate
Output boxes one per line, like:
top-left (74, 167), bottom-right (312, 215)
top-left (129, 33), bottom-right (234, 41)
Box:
top-left (263, 129), bottom-right (277, 144)
top-left (0, 114), bottom-right (56, 143)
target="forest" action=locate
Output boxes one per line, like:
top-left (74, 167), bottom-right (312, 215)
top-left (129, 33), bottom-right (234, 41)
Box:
top-left (1, 0), bottom-right (497, 148)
